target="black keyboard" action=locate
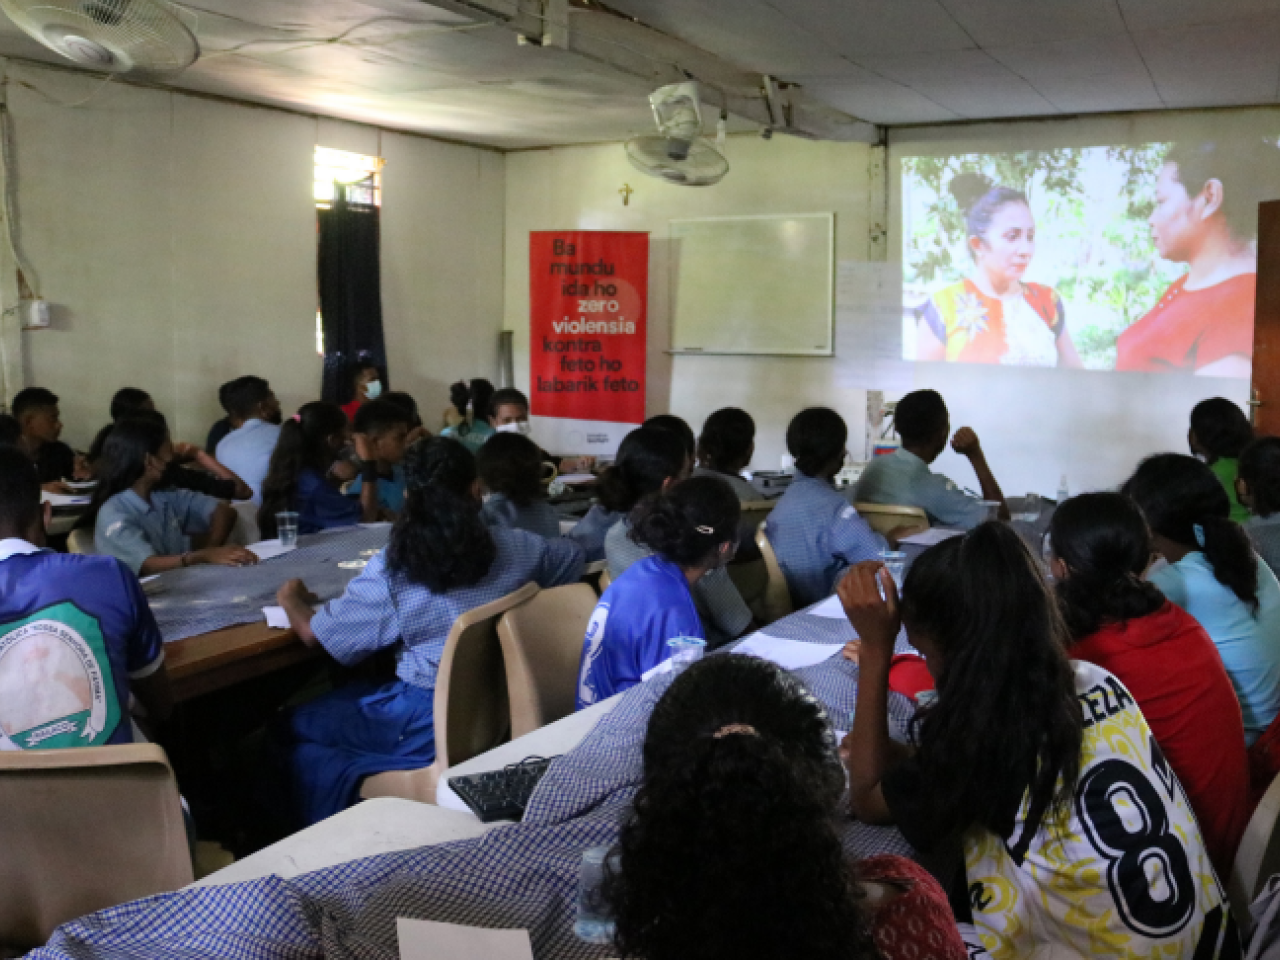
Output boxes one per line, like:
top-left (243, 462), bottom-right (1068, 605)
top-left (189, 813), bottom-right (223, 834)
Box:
top-left (449, 756), bottom-right (558, 823)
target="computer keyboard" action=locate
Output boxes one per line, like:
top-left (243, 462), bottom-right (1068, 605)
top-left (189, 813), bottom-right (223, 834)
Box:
top-left (449, 756), bottom-right (558, 823)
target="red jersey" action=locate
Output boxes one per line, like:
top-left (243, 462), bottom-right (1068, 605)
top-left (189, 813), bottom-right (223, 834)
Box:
top-left (1072, 602), bottom-right (1251, 878)
top-left (1115, 272), bottom-right (1255, 372)
top-left (341, 399), bottom-right (363, 422)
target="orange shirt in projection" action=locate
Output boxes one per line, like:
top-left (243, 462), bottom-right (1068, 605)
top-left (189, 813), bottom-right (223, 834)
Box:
top-left (921, 279), bottom-right (1065, 365)
top-left (1115, 273), bottom-right (1256, 373)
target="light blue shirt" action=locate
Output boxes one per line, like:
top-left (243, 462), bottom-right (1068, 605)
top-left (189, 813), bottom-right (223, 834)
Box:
top-left (312, 527), bottom-right (584, 692)
top-left (94, 488), bottom-right (220, 575)
top-left (765, 472), bottom-right (887, 608)
top-left (481, 493), bottom-right (562, 540)
top-left (854, 447), bottom-right (987, 530)
top-left (568, 505), bottom-right (624, 562)
top-left (1150, 551), bottom-right (1280, 745)
top-left (347, 464), bottom-right (406, 514)
top-left (215, 419), bottom-right (281, 504)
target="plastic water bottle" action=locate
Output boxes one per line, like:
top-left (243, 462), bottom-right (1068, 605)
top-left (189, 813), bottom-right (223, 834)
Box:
top-left (1057, 474), bottom-right (1069, 504)
top-left (574, 846), bottom-right (618, 944)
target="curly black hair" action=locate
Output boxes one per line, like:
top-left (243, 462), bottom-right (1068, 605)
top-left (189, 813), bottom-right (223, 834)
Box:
top-left (475, 431), bottom-right (545, 507)
top-left (597, 427), bottom-right (688, 514)
top-left (604, 655), bottom-right (876, 960)
top-left (630, 475), bottom-right (740, 566)
top-left (387, 437), bottom-right (496, 592)
top-left (1050, 492), bottom-right (1166, 640)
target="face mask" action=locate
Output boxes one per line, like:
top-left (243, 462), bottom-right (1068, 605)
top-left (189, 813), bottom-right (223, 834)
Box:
top-left (496, 421), bottom-right (532, 437)
top-left (365, 379), bottom-right (383, 400)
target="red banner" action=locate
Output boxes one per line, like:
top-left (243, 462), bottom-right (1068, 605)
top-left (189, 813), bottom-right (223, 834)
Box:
top-left (529, 231), bottom-right (648, 424)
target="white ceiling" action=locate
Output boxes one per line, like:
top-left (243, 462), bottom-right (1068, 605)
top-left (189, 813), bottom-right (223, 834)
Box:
top-left (0, 0), bottom-right (1277, 148)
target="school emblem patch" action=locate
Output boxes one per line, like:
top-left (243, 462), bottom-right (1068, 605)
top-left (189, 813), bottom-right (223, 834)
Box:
top-left (0, 603), bottom-right (119, 750)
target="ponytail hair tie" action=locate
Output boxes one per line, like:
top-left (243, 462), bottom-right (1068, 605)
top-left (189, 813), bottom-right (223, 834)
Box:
top-left (1193, 523), bottom-right (1206, 548)
top-left (712, 723), bottom-right (758, 739)
top-left (696, 525), bottom-right (714, 535)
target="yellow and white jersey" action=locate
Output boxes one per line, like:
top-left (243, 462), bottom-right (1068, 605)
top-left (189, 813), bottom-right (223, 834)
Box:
top-left (965, 661), bottom-right (1237, 959)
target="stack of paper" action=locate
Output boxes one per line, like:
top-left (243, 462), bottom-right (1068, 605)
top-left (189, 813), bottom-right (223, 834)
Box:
top-left (397, 918), bottom-right (533, 960)
top-left (247, 539), bottom-right (297, 562)
top-left (899, 528), bottom-right (964, 547)
top-left (731, 633), bottom-right (844, 671)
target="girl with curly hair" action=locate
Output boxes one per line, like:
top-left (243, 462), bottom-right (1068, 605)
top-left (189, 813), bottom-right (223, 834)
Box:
top-left (840, 522), bottom-right (1232, 958)
top-left (604, 654), bottom-right (965, 960)
top-left (273, 437), bottom-right (584, 826)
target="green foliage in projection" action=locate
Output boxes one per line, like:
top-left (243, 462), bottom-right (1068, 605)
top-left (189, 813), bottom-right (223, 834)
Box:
top-left (903, 144), bottom-right (1175, 370)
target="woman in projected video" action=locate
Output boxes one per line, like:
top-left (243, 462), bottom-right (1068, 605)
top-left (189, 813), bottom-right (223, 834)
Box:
top-left (1116, 141), bottom-right (1275, 377)
top-left (916, 173), bottom-right (1083, 368)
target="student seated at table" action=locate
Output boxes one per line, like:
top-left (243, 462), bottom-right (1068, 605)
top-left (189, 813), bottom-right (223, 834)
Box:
top-left (605, 654), bottom-right (966, 960)
top-left (578, 476), bottom-right (739, 708)
top-left (258, 401), bottom-right (382, 538)
top-left (440, 378), bottom-right (495, 453)
top-left (476, 431), bottom-right (561, 539)
top-left (86, 414), bottom-right (257, 576)
top-left (12, 386), bottom-right (90, 493)
top-left (1049, 492), bottom-right (1250, 879)
top-left (569, 426), bottom-right (682, 562)
top-left (767, 408), bottom-right (908, 608)
top-left (215, 376), bottom-right (283, 504)
top-left (694, 407), bottom-right (758, 500)
top-left (344, 398), bottom-right (414, 515)
top-left (1123, 453), bottom-right (1280, 746)
top-left (0, 446), bottom-right (173, 750)
top-left (94, 402), bottom-right (253, 502)
top-left (644, 412), bottom-right (696, 464)
top-left (489, 386), bottom-right (591, 474)
top-left (841, 523), bottom-right (1232, 958)
top-left (1238, 436), bottom-right (1280, 578)
top-left (87, 387), bottom-right (155, 463)
top-left (854, 389), bottom-right (1008, 527)
top-left (205, 378), bottom-right (240, 455)
top-left (1189, 397), bottom-right (1254, 524)
top-left (340, 359), bottom-right (384, 423)
top-left (603, 429), bottom-right (755, 649)
top-left (273, 437), bottom-right (585, 826)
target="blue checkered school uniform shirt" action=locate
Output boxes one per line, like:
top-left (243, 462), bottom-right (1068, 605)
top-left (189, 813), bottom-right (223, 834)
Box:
top-left (765, 472), bottom-right (887, 608)
top-left (854, 448), bottom-right (987, 530)
top-left (312, 526), bottom-right (584, 692)
top-left (481, 494), bottom-right (563, 541)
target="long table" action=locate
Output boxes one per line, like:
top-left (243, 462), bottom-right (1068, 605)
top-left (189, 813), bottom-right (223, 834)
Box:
top-left (165, 621), bottom-right (315, 703)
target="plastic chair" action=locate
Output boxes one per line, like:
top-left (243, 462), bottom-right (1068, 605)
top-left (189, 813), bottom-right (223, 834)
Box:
top-left (66, 528), bottom-right (95, 555)
top-left (739, 499), bottom-right (777, 535)
top-left (0, 744), bottom-right (192, 950)
top-left (498, 583), bottom-right (598, 738)
top-left (1229, 772), bottom-right (1280, 934)
top-left (754, 522), bottom-right (793, 624)
top-left (228, 500), bottom-right (261, 546)
top-left (853, 502), bottom-right (929, 537)
top-left (359, 582), bottom-right (539, 806)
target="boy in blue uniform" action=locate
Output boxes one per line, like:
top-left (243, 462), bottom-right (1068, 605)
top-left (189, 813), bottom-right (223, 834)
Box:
top-left (767, 408), bottom-right (918, 608)
top-left (578, 477), bottom-right (740, 707)
top-left (346, 398), bottom-right (414, 515)
top-left (0, 446), bottom-right (171, 750)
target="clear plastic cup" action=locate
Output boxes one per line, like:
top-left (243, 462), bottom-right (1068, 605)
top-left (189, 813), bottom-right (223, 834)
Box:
top-left (574, 845), bottom-right (618, 944)
top-left (276, 511), bottom-right (299, 548)
top-left (879, 550), bottom-right (906, 593)
top-left (667, 636), bottom-right (706, 673)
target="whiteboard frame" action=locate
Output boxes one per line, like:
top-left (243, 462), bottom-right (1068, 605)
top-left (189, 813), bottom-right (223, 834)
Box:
top-left (667, 212), bottom-right (835, 357)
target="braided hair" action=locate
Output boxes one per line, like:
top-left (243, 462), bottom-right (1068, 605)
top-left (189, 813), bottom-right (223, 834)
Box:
top-left (387, 437), bottom-right (496, 592)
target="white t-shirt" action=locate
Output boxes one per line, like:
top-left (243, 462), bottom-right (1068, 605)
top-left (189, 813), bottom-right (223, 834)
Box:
top-left (965, 661), bottom-right (1232, 958)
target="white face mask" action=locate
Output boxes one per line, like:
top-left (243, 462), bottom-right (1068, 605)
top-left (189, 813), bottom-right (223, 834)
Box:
top-left (496, 420), bottom-right (532, 437)
top-left (364, 379), bottom-right (383, 400)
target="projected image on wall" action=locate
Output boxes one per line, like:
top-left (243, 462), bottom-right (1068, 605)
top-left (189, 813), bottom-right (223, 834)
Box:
top-left (901, 140), bottom-right (1280, 377)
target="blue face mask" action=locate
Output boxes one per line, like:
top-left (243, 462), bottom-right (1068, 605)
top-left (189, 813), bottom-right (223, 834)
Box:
top-left (364, 379), bottom-right (383, 400)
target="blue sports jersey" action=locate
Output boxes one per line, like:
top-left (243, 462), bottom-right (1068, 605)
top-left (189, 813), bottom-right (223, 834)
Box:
top-left (0, 541), bottom-right (163, 750)
top-left (576, 555), bottom-right (703, 709)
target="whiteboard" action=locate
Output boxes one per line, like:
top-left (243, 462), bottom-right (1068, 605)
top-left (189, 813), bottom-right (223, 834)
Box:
top-left (669, 213), bottom-right (834, 356)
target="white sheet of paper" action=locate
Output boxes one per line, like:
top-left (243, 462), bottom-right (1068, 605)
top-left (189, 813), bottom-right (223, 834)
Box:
top-left (641, 657), bottom-right (675, 682)
top-left (805, 595), bottom-right (849, 619)
top-left (262, 604), bottom-right (320, 629)
top-left (247, 539), bottom-right (297, 561)
top-left (396, 918), bottom-right (533, 960)
top-left (731, 633), bottom-right (843, 671)
top-left (40, 491), bottom-right (92, 507)
top-left (556, 473), bottom-right (597, 485)
top-left (899, 527), bottom-right (964, 546)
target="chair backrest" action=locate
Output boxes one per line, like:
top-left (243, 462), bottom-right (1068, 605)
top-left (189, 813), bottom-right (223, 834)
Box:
top-left (598, 567), bottom-right (613, 592)
top-left (739, 498), bottom-right (776, 534)
top-left (754, 522), bottom-right (793, 624)
top-left (228, 500), bottom-right (261, 546)
top-left (434, 581), bottom-right (540, 770)
top-left (0, 744), bottom-right (192, 949)
top-left (498, 583), bottom-right (599, 738)
top-left (853, 502), bottom-right (929, 536)
top-left (66, 527), bottom-right (96, 555)
top-left (1229, 771), bottom-right (1280, 932)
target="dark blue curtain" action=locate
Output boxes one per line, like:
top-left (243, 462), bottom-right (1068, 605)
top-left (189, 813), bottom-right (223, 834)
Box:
top-left (318, 188), bottom-right (387, 404)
